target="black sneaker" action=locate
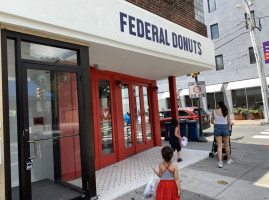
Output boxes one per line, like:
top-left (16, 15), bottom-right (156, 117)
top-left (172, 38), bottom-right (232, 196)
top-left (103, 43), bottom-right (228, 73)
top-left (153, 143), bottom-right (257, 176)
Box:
top-left (177, 158), bottom-right (183, 162)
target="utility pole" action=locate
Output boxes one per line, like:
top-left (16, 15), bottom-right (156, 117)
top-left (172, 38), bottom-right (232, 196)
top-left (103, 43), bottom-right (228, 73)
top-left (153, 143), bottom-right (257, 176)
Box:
top-left (241, 0), bottom-right (269, 123)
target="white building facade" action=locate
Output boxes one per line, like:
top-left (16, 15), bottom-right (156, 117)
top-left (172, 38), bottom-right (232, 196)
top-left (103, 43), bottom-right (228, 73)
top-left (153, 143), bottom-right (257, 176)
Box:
top-left (158, 0), bottom-right (269, 119)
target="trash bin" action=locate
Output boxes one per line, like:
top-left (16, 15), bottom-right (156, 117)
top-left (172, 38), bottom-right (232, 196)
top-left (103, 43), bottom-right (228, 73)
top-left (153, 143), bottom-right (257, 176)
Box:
top-left (188, 120), bottom-right (199, 141)
top-left (164, 122), bottom-right (171, 141)
top-left (179, 119), bottom-right (187, 138)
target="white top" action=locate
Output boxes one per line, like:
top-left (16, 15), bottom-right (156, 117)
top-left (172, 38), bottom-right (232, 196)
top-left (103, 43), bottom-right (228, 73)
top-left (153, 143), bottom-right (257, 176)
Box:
top-left (214, 110), bottom-right (228, 125)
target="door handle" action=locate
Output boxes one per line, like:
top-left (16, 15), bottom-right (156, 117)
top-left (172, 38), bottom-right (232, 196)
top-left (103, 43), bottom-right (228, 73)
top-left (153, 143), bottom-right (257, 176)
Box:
top-left (28, 140), bottom-right (37, 160)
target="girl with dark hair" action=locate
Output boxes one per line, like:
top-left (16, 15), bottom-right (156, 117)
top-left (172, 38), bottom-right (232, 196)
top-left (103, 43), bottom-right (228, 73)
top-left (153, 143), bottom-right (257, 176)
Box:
top-left (169, 119), bottom-right (184, 162)
top-left (153, 146), bottom-right (181, 200)
top-left (211, 101), bottom-right (233, 168)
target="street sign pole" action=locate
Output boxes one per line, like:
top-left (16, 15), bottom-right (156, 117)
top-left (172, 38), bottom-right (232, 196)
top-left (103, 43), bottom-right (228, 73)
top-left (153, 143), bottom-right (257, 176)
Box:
top-left (188, 73), bottom-right (207, 142)
top-left (193, 76), bottom-right (207, 142)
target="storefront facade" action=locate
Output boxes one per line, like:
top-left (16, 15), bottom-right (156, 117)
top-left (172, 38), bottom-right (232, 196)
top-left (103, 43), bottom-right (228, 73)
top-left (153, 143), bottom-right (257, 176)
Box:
top-left (0, 0), bottom-right (215, 199)
top-left (91, 68), bottom-right (160, 169)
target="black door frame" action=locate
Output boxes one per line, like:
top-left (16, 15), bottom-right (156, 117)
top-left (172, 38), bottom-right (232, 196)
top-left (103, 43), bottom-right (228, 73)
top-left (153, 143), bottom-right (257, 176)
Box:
top-left (1, 30), bottom-right (96, 199)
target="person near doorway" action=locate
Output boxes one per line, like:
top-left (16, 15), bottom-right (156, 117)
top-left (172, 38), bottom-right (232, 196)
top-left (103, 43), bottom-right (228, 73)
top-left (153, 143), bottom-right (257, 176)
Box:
top-left (153, 146), bottom-right (181, 200)
top-left (211, 101), bottom-right (233, 168)
top-left (168, 119), bottom-right (184, 162)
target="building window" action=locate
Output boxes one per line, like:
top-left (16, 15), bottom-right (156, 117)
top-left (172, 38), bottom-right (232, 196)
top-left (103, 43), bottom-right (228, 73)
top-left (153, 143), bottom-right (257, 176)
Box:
top-left (185, 95), bottom-right (198, 107)
top-left (207, 92), bottom-right (224, 112)
top-left (245, 10), bottom-right (256, 29)
top-left (210, 24), bottom-right (219, 39)
top-left (166, 97), bottom-right (171, 109)
top-left (208, 0), bottom-right (216, 13)
top-left (215, 55), bottom-right (224, 70)
top-left (194, 0), bottom-right (205, 24)
top-left (232, 89), bottom-right (247, 109)
top-left (232, 87), bottom-right (263, 111)
top-left (249, 47), bottom-right (256, 64)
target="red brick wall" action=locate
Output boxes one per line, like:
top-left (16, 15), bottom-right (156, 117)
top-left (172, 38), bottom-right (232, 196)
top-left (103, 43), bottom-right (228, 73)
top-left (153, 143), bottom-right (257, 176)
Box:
top-left (124, 0), bottom-right (207, 37)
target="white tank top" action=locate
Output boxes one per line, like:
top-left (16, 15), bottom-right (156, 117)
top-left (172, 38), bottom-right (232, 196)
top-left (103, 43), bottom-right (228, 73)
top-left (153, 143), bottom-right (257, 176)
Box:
top-left (214, 110), bottom-right (228, 124)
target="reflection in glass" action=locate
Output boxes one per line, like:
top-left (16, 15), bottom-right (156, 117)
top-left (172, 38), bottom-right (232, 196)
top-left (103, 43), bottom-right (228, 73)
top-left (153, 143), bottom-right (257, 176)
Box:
top-left (7, 39), bottom-right (20, 199)
top-left (99, 80), bottom-right (114, 156)
top-left (134, 86), bottom-right (143, 144)
top-left (27, 69), bottom-right (83, 199)
top-left (143, 87), bottom-right (152, 141)
top-left (232, 89), bottom-right (247, 109)
top-left (207, 93), bottom-right (215, 112)
top-left (208, 0), bottom-right (216, 12)
top-left (215, 92), bottom-right (224, 105)
top-left (207, 92), bottom-right (224, 112)
top-left (122, 84), bottom-right (132, 147)
top-left (246, 87), bottom-right (263, 110)
top-left (21, 42), bottom-right (77, 65)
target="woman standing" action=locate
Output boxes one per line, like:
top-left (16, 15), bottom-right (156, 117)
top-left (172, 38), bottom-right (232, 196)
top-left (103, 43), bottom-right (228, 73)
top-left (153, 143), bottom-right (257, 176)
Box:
top-left (211, 101), bottom-right (233, 168)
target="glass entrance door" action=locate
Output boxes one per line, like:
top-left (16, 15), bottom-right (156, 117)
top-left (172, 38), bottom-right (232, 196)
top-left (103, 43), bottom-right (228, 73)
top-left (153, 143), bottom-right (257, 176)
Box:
top-left (122, 84), bottom-right (153, 153)
top-left (120, 81), bottom-right (135, 156)
top-left (95, 74), bottom-right (117, 168)
top-left (22, 66), bottom-right (84, 199)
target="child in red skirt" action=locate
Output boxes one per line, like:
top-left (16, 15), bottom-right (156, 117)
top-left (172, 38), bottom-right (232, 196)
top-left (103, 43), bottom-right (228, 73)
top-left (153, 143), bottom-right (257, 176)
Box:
top-left (153, 146), bottom-right (181, 200)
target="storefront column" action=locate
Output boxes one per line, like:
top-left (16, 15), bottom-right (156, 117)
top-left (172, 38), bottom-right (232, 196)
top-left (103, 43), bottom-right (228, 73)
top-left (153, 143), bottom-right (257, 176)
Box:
top-left (152, 81), bottom-right (162, 146)
top-left (0, 29), bottom-right (6, 200)
top-left (168, 76), bottom-right (179, 119)
top-left (223, 83), bottom-right (234, 119)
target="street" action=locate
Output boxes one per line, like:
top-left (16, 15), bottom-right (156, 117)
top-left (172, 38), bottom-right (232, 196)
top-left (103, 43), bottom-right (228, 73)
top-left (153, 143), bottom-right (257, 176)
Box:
top-left (115, 122), bottom-right (269, 200)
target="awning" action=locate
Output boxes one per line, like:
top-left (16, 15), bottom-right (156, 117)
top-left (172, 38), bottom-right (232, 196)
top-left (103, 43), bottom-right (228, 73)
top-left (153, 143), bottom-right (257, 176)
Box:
top-left (226, 77), bottom-right (269, 90)
top-left (179, 89), bottom-right (189, 96)
top-left (0, 0), bottom-right (215, 80)
top-left (160, 92), bottom-right (170, 99)
top-left (206, 84), bottom-right (223, 93)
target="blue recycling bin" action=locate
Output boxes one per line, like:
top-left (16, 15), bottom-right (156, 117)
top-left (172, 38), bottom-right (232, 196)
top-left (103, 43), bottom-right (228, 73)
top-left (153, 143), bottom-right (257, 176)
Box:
top-left (179, 119), bottom-right (187, 138)
top-left (188, 120), bottom-right (199, 141)
top-left (164, 122), bottom-right (171, 141)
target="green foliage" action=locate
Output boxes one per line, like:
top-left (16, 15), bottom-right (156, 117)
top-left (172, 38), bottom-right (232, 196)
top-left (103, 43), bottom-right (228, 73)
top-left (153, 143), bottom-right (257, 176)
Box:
top-left (233, 107), bottom-right (248, 115)
top-left (249, 106), bottom-right (262, 114)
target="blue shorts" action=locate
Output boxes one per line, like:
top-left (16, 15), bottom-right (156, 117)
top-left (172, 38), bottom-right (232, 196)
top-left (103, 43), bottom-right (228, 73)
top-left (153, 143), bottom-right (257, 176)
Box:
top-left (214, 124), bottom-right (230, 137)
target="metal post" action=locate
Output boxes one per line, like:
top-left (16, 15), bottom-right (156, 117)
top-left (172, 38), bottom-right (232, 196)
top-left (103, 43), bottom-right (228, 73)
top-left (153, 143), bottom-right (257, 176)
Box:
top-left (194, 76), bottom-right (207, 142)
top-left (243, 0), bottom-right (269, 124)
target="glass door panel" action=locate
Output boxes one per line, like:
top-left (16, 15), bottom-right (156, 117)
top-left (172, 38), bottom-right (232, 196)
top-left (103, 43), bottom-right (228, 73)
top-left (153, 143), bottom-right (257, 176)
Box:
top-left (98, 79), bottom-right (114, 156)
top-left (26, 69), bottom-right (83, 199)
top-left (121, 84), bottom-right (133, 147)
top-left (7, 39), bottom-right (20, 199)
top-left (133, 86), bottom-right (143, 144)
top-left (143, 87), bottom-right (152, 141)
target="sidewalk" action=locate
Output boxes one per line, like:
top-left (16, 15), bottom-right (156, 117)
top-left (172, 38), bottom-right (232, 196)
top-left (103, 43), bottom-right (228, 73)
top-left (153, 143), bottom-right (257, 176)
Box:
top-left (115, 125), bottom-right (269, 200)
top-left (95, 148), bottom-right (209, 200)
top-left (233, 119), bottom-right (264, 125)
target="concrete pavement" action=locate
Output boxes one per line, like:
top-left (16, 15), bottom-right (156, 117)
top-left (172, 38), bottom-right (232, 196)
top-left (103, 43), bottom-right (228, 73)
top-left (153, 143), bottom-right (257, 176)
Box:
top-left (115, 124), bottom-right (269, 200)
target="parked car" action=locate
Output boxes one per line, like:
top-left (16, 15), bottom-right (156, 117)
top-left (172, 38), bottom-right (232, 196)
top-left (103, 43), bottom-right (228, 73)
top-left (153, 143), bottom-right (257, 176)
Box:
top-left (159, 107), bottom-right (211, 137)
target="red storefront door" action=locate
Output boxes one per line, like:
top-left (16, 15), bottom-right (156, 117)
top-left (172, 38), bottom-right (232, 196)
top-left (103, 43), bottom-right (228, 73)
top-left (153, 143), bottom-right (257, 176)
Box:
top-left (91, 68), bottom-right (159, 169)
top-left (94, 73), bottom-right (117, 168)
top-left (120, 81), bottom-right (154, 156)
top-left (132, 83), bottom-right (154, 153)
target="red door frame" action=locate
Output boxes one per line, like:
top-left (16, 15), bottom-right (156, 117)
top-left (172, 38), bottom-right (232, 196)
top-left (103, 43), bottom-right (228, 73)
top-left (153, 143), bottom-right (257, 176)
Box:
top-left (119, 80), bottom-right (136, 157)
top-left (92, 72), bottom-right (118, 168)
top-left (132, 82), bottom-right (154, 153)
top-left (91, 68), bottom-right (161, 169)
top-left (141, 83), bottom-right (154, 149)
